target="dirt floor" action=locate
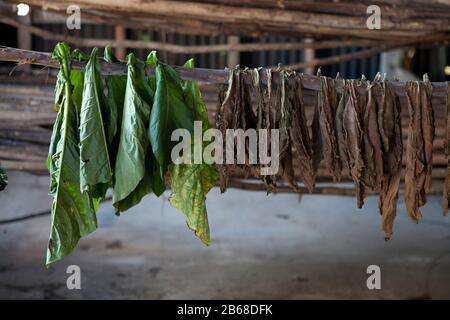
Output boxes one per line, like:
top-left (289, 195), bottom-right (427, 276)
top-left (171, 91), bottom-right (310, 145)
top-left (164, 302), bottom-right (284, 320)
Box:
top-left (1, 171), bottom-right (450, 299)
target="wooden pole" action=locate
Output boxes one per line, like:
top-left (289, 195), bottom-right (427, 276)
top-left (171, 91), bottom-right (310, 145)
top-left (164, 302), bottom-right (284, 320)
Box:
top-left (0, 46), bottom-right (448, 97)
top-left (17, 14), bottom-right (31, 72)
top-left (227, 36), bottom-right (240, 68)
top-left (114, 25), bottom-right (126, 60)
top-left (11, 0), bottom-right (450, 41)
top-left (0, 15), bottom-right (389, 53)
top-left (302, 38), bottom-right (314, 74)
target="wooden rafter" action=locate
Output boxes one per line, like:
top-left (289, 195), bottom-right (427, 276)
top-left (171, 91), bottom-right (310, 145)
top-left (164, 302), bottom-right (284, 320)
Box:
top-left (4, 0), bottom-right (450, 41)
top-left (0, 14), bottom-right (388, 54)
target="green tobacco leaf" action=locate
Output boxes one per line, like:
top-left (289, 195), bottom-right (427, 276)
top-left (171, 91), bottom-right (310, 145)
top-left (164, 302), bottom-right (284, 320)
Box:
top-left (70, 70), bottom-right (84, 114)
top-left (169, 163), bottom-right (218, 245)
top-left (149, 62), bottom-right (194, 179)
top-left (47, 43), bottom-right (97, 265)
top-left (54, 72), bottom-right (65, 112)
top-left (146, 50), bottom-right (157, 98)
top-left (112, 53), bottom-right (156, 213)
top-left (169, 59), bottom-right (218, 245)
top-left (49, 49), bottom-right (85, 174)
top-left (47, 109), bottom-right (63, 185)
top-left (104, 46), bottom-right (126, 153)
top-left (70, 49), bottom-right (88, 115)
top-left (146, 50), bottom-right (158, 66)
top-left (182, 59), bottom-right (209, 129)
top-left (79, 48), bottom-right (112, 201)
top-left (53, 49), bottom-right (86, 112)
top-left (0, 166), bottom-right (7, 191)
top-left (144, 51), bottom-right (165, 195)
top-left (72, 49), bottom-right (89, 62)
top-left (104, 46), bottom-right (120, 63)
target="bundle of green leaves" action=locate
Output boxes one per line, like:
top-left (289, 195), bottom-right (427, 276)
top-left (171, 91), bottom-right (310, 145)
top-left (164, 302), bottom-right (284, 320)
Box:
top-left (0, 166), bottom-right (7, 191)
top-left (46, 42), bottom-right (218, 265)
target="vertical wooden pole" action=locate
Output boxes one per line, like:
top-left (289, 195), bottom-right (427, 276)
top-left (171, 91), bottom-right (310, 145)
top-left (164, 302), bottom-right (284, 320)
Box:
top-left (303, 38), bottom-right (314, 74)
top-left (17, 14), bottom-right (31, 71)
top-left (227, 36), bottom-right (240, 68)
top-left (115, 25), bottom-right (126, 60)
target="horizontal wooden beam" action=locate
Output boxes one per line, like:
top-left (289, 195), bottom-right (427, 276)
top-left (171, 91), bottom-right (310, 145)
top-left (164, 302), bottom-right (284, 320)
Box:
top-left (0, 46), bottom-right (447, 97)
top-left (0, 15), bottom-right (385, 54)
top-left (6, 0), bottom-right (450, 41)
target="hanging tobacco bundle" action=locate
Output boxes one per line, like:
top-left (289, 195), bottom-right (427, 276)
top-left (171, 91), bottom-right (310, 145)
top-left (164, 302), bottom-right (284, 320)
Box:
top-left (215, 68), bottom-right (445, 239)
top-left (277, 70), bottom-right (299, 191)
top-left (340, 80), bottom-right (365, 208)
top-left (47, 43), bottom-right (215, 264)
top-left (250, 68), bottom-right (271, 185)
top-left (335, 78), bottom-right (348, 174)
top-left (168, 59), bottom-right (219, 245)
top-left (239, 69), bottom-right (260, 179)
top-left (47, 44), bottom-right (97, 264)
top-left (262, 68), bottom-right (280, 191)
top-left (216, 68), bottom-right (239, 192)
top-left (312, 71), bottom-right (341, 181)
top-left (404, 76), bottom-right (435, 224)
top-left (80, 47), bottom-right (113, 207)
top-left (360, 80), bottom-right (383, 199)
top-left (375, 81), bottom-right (402, 240)
top-left (288, 73), bottom-right (315, 192)
top-left (112, 52), bottom-right (160, 213)
top-left (258, 68), bottom-right (279, 191)
top-left (104, 46), bottom-right (127, 171)
top-left (216, 68), bottom-right (318, 193)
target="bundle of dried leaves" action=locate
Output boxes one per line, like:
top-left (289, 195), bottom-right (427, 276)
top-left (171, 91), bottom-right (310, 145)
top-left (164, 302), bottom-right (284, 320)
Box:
top-left (404, 76), bottom-right (435, 223)
top-left (216, 69), bottom-right (444, 239)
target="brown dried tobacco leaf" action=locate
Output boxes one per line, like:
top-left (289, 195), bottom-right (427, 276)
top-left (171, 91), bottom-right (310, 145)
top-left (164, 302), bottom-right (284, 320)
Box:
top-left (354, 79), bottom-right (369, 207)
top-left (335, 79), bottom-right (349, 173)
top-left (252, 69), bottom-right (264, 132)
top-left (239, 69), bottom-right (259, 178)
top-left (375, 79), bottom-right (389, 152)
top-left (404, 82), bottom-right (422, 223)
top-left (377, 81), bottom-right (402, 240)
top-left (277, 71), bottom-right (299, 192)
top-left (420, 75), bottom-right (434, 204)
top-left (281, 139), bottom-right (300, 192)
top-left (332, 80), bottom-right (344, 178)
top-left (443, 83), bottom-right (450, 215)
top-left (404, 80), bottom-right (434, 223)
top-left (379, 174), bottom-right (401, 240)
top-left (215, 82), bottom-right (227, 192)
top-left (311, 104), bottom-right (323, 171)
top-left (342, 81), bottom-right (365, 208)
top-left (313, 76), bottom-right (341, 181)
top-left (216, 68), bottom-right (240, 193)
top-left (289, 75), bottom-right (316, 192)
top-left (361, 83), bottom-right (383, 192)
top-left (247, 68), bottom-right (265, 179)
top-left (262, 69), bottom-right (278, 192)
top-left (240, 69), bottom-right (258, 131)
top-left (278, 71), bottom-right (291, 159)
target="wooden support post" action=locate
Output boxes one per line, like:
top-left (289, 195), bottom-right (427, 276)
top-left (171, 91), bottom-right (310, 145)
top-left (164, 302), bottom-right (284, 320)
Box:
top-left (17, 14), bottom-right (31, 71)
top-left (114, 25), bottom-right (126, 60)
top-left (227, 36), bottom-right (240, 68)
top-left (303, 38), bottom-right (314, 74)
